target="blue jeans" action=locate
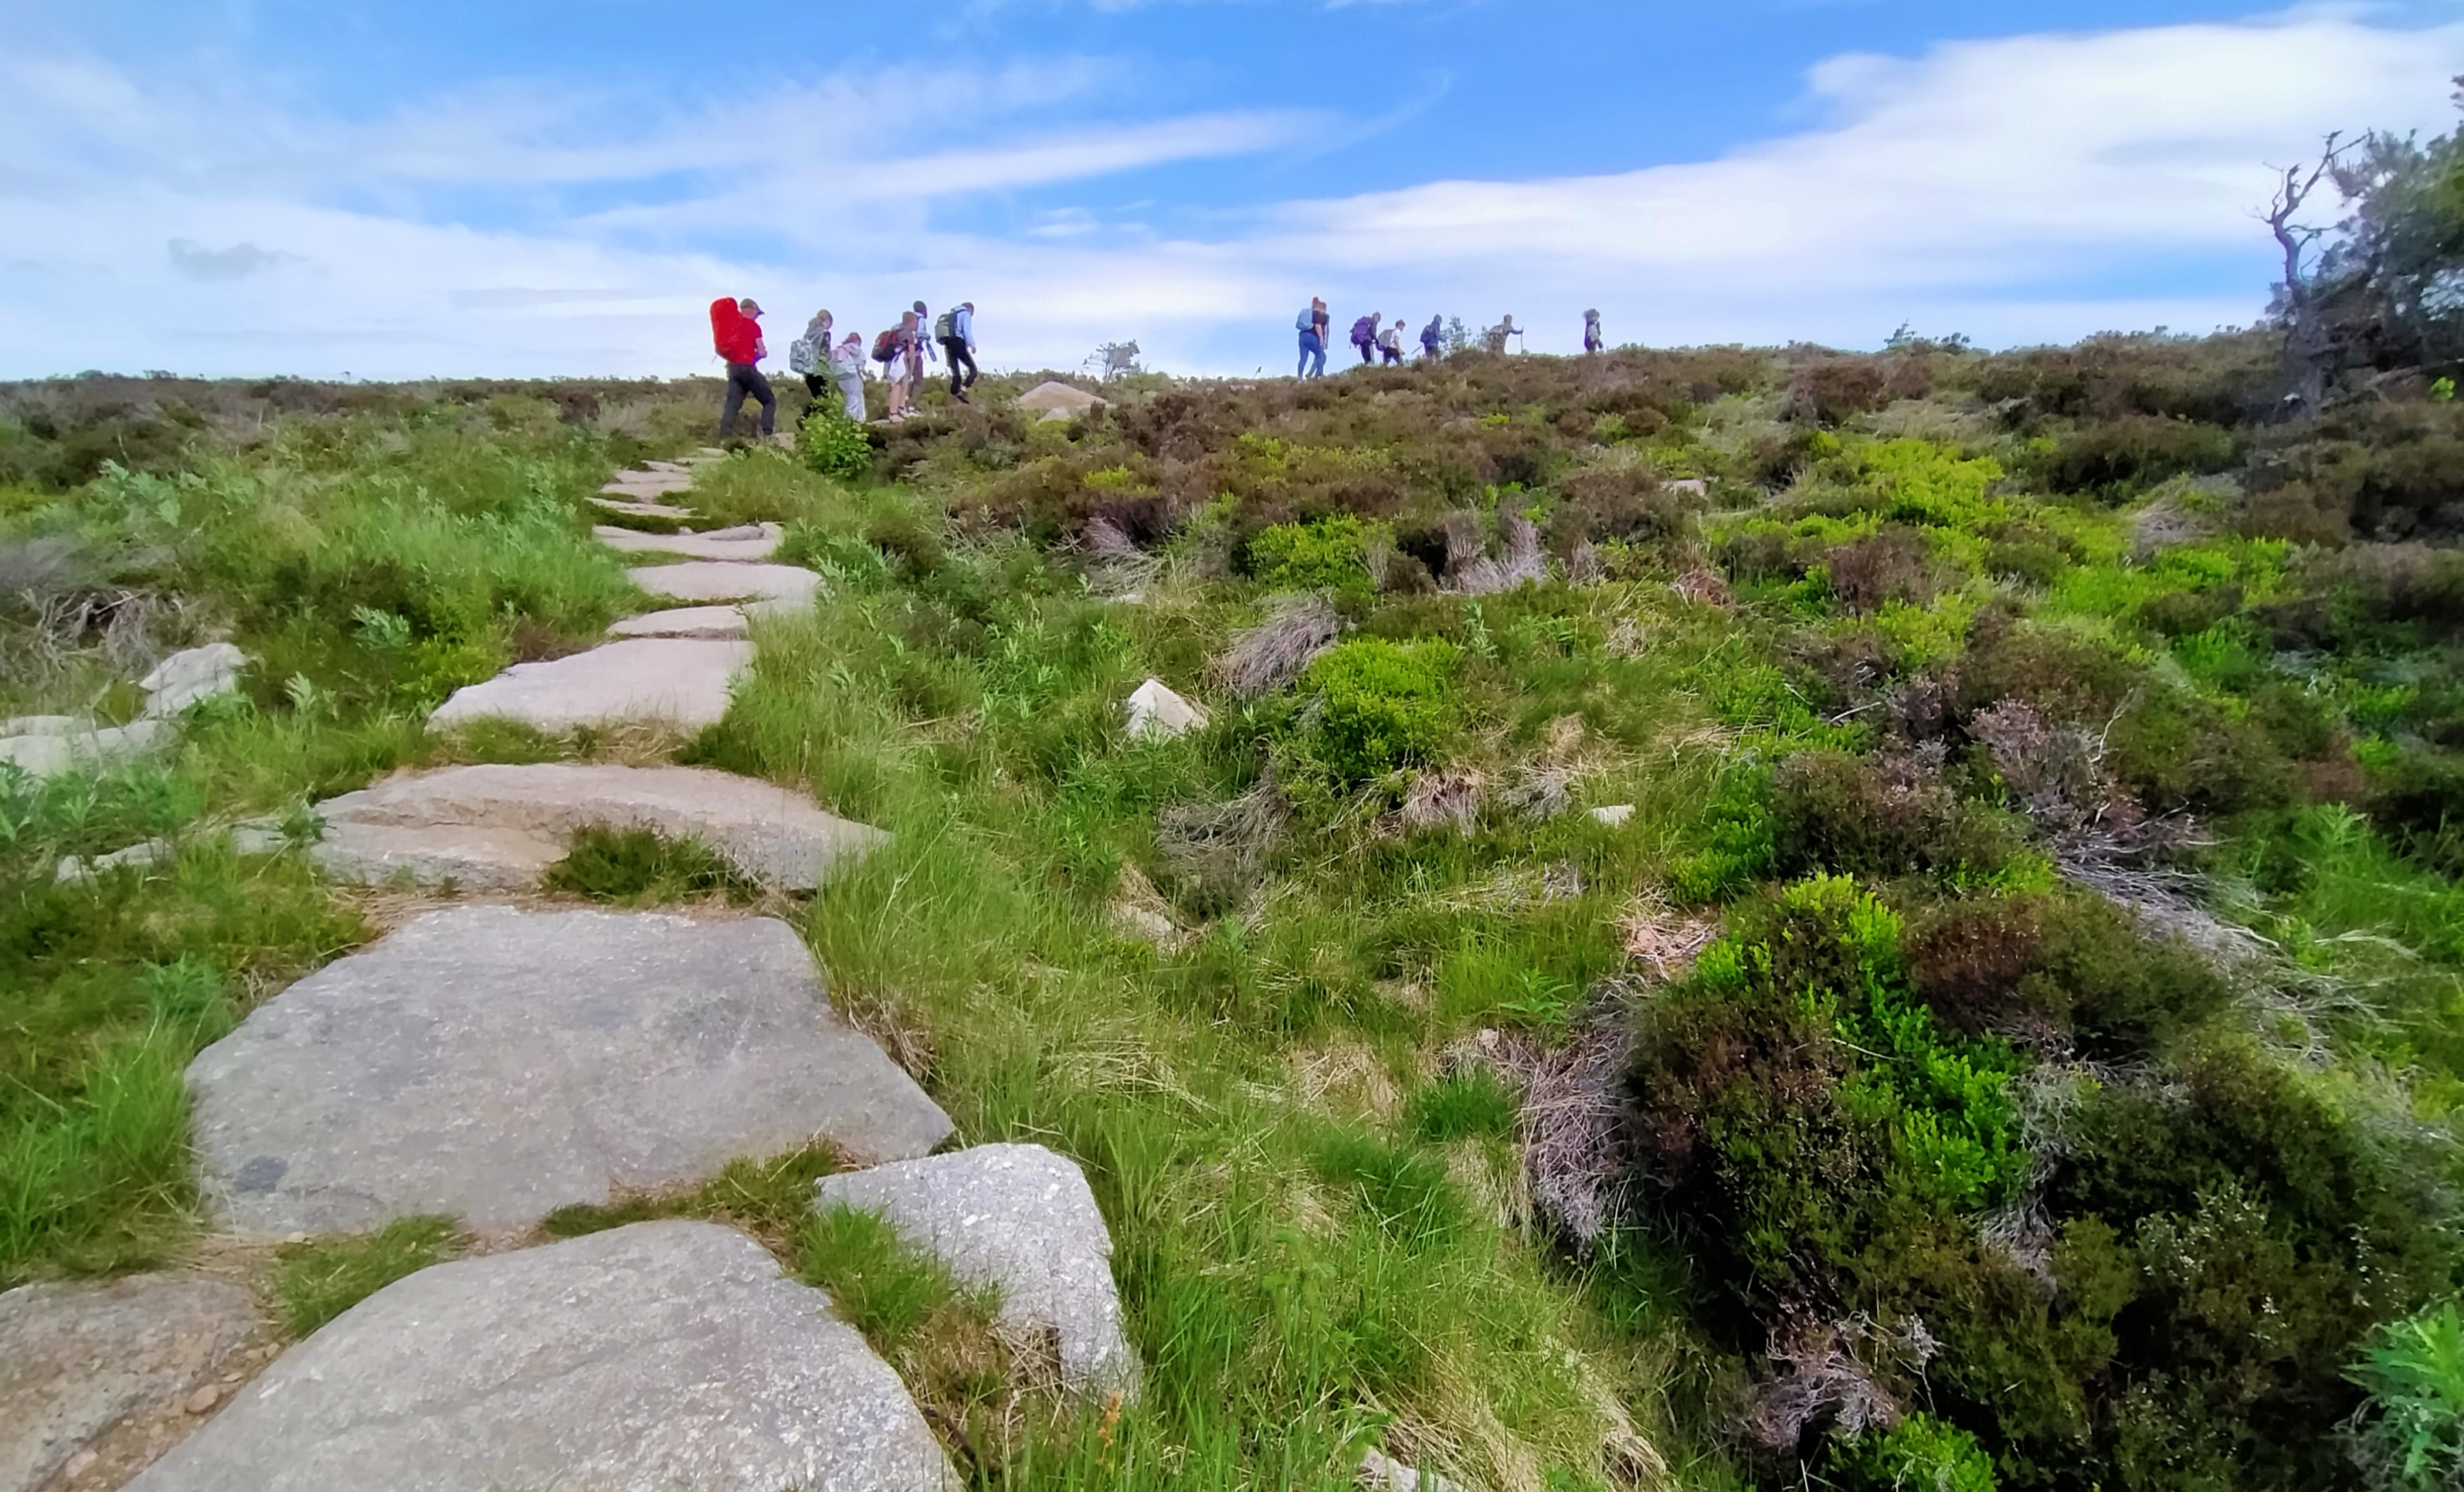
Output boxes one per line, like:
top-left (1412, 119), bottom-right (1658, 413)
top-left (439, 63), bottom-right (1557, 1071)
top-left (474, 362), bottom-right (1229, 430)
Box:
top-left (1297, 331), bottom-right (1325, 379)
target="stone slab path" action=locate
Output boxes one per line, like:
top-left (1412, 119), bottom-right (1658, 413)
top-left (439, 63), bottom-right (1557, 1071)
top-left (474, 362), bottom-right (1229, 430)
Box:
top-left (311, 761), bottom-right (886, 892)
top-left (817, 1144), bottom-right (1140, 1399)
top-left (124, 1222), bottom-right (955, 1492)
top-left (4, 449), bottom-right (1128, 1488)
top-left (188, 907), bottom-right (953, 1235)
top-left (429, 636), bottom-right (753, 733)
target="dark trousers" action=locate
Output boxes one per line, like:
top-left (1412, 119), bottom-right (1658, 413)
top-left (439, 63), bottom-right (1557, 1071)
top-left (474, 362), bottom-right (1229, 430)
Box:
top-left (942, 337), bottom-right (978, 398)
top-left (1380, 345), bottom-right (1402, 365)
top-left (720, 363), bottom-right (775, 437)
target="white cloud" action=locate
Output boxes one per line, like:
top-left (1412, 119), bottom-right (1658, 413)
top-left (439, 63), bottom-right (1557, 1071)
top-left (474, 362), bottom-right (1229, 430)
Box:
top-left (0, 12), bottom-right (2458, 378)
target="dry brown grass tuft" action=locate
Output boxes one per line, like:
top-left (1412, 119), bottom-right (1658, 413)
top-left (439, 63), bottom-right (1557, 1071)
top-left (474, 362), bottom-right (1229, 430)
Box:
top-left (1211, 592), bottom-right (1342, 700)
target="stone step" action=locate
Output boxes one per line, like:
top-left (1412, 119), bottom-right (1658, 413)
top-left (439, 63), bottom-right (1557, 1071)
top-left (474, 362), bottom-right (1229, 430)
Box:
top-left (123, 1222), bottom-right (952, 1492)
top-left (587, 496), bottom-right (694, 520)
top-left (188, 907), bottom-right (955, 1236)
top-left (596, 523), bottom-right (782, 562)
top-left (427, 637), bottom-right (752, 734)
top-left (608, 605), bottom-right (756, 639)
top-left (0, 719), bottom-right (172, 781)
top-left (630, 561), bottom-right (821, 607)
top-left (2, 1273), bottom-right (265, 1492)
top-left (311, 762), bottom-right (885, 893)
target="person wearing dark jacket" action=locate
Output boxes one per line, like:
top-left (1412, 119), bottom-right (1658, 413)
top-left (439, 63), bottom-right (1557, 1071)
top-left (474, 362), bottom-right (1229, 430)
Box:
top-left (711, 297), bottom-right (775, 439)
top-left (938, 302), bottom-right (979, 402)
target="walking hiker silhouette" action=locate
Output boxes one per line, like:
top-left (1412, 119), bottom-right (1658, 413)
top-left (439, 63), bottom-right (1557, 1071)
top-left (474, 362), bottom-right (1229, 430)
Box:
top-left (1583, 309), bottom-right (1605, 354)
top-left (936, 302), bottom-right (979, 402)
top-left (1349, 312), bottom-right (1381, 365)
top-left (1295, 298), bottom-right (1329, 379)
top-left (789, 310), bottom-right (833, 421)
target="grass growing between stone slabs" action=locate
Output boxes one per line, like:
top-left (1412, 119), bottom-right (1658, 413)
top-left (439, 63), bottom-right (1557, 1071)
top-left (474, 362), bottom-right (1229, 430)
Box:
top-left (541, 825), bottom-right (760, 905)
top-left (274, 1215), bottom-right (464, 1336)
top-left (535, 1144), bottom-right (846, 1254)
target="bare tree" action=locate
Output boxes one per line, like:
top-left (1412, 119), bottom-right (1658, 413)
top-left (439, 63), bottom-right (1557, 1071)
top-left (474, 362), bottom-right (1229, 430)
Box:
top-left (2263, 132), bottom-right (2353, 412)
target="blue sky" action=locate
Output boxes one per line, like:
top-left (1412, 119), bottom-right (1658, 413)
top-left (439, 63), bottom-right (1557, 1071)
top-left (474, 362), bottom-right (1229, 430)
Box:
top-left (5, 2), bottom-right (2464, 378)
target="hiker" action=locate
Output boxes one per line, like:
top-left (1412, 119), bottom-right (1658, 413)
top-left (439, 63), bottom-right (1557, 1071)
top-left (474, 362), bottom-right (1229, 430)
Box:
top-left (1349, 311), bottom-right (1381, 365)
top-left (831, 331), bottom-right (868, 422)
top-left (1583, 309), bottom-right (1605, 354)
top-left (1481, 315), bottom-right (1522, 355)
top-left (907, 299), bottom-right (937, 397)
top-left (1379, 318), bottom-right (1405, 365)
top-left (1420, 314), bottom-right (1445, 360)
top-left (873, 314), bottom-right (918, 420)
top-left (789, 310), bottom-right (834, 417)
top-left (710, 296), bottom-right (776, 439)
top-left (935, 301), bottom-right (979, 402)
top-left (1295, 297), bottom-right (1328, 379)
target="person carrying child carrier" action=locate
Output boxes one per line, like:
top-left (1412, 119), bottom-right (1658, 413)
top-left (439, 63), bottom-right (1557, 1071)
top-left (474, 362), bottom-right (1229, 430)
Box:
top-left (710, 296), bottom-right (775, 439)
top-left (935, 302), bottom-right (979, 403)
top-left (1295, 298), bottom-right (1328, 379)
top-left (1349, 312), bottom-right (1382, 365)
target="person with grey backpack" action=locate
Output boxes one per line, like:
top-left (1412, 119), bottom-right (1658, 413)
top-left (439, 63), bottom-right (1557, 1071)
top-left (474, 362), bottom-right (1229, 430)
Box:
top-left (935, 302), bottom-right (979, 402)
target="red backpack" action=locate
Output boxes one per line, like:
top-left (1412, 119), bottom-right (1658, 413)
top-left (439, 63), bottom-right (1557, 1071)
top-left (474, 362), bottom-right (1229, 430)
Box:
top-left (872, 327), bottom-right (903, 364)
top-left (709, 298), bottom-right (745, 358)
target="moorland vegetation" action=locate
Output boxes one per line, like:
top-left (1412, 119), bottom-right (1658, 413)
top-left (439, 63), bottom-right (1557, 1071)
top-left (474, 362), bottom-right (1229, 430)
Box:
top-left (5, 107), bottom-right (2464, 1492)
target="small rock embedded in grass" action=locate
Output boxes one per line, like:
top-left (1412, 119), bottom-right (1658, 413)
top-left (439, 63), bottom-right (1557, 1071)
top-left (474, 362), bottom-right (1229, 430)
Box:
top-left (1124, 679), bottom-right (1207, 742)
top-left (1591, 803), bottom-right (1635, 827)
top-left (1359, 1448), bottom-right (1464, 1492)
top-left (274, 1216), bottom-right (463, 1338)
top-left (814, 1143), bottom-right (1140, 1399)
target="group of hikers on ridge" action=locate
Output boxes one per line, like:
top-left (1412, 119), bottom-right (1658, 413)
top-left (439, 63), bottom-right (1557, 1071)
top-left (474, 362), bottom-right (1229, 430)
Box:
top-left (1295, 301), bottom-right (1608, 378)
top-left (708, 296), bottom-right (979, 438)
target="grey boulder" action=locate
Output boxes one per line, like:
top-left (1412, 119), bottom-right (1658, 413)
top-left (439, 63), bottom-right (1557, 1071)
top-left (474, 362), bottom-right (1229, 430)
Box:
top-left (311, 761), bottom-right (885, 892)
top-left (126, 1221), bottom-right (955, 1492)
top-left (0, 1273), bottom-right (261, 1492)
top-left (1016, 381), bottom-right (1105, 423)
top-left (816, 1143), bottom-right (1139, 1398)
top-left (139, 644), bottom-right (248, 717)
top-left (428, 637), bottom-right (753, 733)
top-left (0, 718), bottom-right (171, 780)
top-left (188, 907), bottom-right (954, 1235)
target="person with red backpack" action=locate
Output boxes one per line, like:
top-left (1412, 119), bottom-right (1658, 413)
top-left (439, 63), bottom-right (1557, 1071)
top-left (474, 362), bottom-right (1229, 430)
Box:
top-left (709, 297), bottom-right (776, 439)
top-left (1349, 311), bottom-right (1381, 365)
top-left (873, 312), bottom-right (921, 420)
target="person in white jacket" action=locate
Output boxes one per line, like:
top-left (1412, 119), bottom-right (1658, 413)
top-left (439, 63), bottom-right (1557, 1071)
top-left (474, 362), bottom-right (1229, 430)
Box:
top-left (830, 332), bottom-right (868, 422)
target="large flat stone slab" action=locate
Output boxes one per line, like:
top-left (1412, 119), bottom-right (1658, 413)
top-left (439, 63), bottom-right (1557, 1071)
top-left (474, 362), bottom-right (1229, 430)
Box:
top-left (596, 523), bottom-right (782, 561)
top-left (816, 1143), bottom-right (1139, 1398)
top-left (589, 496), bottom-right (693, 519)
top-left (630, 561), bottom-right (821, 606)
top-left (139, 644), bottom-right (248, 718)
top-left (188, 907), bottom-right (955, 1235)
top-left (125, 1221), bottom-right (954, 1492)
top-left (427, 637), bottom-right (752, 733)
top-left (1, 1273), bottom-right (261, 1492)
top-left (312, 762), bottom-right (885, 893)
top-left (609, 605), bottom-right (750, 639)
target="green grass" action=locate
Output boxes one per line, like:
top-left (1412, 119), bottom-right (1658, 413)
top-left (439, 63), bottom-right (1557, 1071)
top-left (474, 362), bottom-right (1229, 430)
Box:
top-left (275, 1215), bottom-right (463, 1336)
top-left (541, 825), bottom-right (756, 904)
top-left (536, 1145), bottom-right (844, 1245)
top-left (799, 1201), bottom-right (988, 1350)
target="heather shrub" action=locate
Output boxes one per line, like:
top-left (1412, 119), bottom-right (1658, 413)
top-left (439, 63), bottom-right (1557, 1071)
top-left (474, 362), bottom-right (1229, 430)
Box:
top-left (1286, 637), bottom-right (1462, 787)
top-left (1244, 514), bottom-right (1380, 593)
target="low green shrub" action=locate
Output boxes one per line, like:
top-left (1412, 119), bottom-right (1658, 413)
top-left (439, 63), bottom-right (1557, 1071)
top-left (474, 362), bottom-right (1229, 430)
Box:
top-left (799, 411), bottom-right (874, 480)
top-left (1289, 638), bottom-right (1461, 786)
top-left (1245, 514), bottom-right (1381, 592)
top-left (1830, 1413), bottom-right (2000, 1492)
top-left (2347, 1300), bottom-right (2464, 1491)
